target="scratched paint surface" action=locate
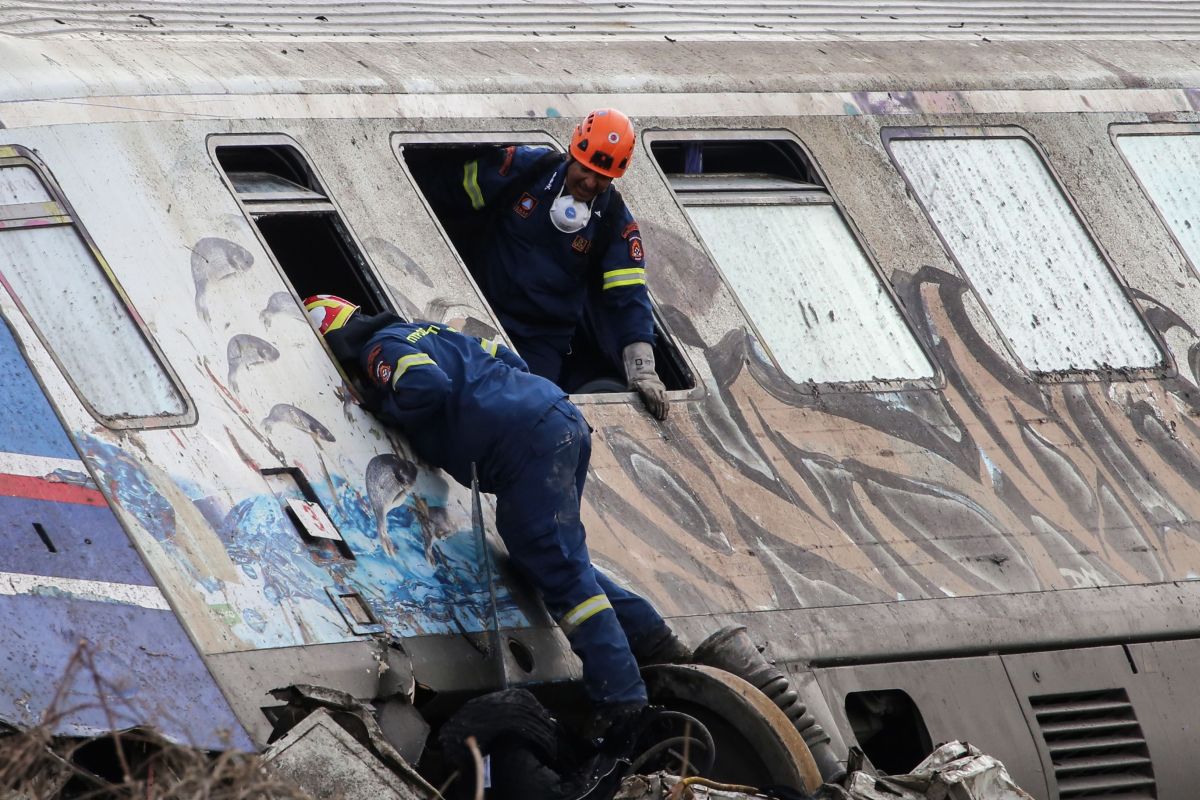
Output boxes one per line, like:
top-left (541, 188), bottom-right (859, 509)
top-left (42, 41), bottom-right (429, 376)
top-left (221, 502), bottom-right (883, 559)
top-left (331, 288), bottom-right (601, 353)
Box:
top-left (0, 122), bottom-right (528, 659)
top-left (78, 433), bottom-right (525, 647)
top-left (5, 103), bottom-right (1200, 684)
top-left (0, 318), bottom-right (250, 749)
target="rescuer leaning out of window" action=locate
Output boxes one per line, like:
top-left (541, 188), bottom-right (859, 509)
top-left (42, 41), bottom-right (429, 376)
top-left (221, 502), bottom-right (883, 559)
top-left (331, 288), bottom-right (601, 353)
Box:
top-left (304, 295), bottom-right (690, 735)
top-left (424, 108), bottom-right (669, 420)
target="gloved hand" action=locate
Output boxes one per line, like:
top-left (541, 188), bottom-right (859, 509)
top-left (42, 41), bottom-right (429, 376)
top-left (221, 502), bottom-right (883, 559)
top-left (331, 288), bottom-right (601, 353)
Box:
top-left (623, 342), bottom-right (669, 420)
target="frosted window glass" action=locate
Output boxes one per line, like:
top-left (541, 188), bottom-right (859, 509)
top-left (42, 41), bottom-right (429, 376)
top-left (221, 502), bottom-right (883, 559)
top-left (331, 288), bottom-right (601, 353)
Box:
top-left (1119, 134), bottom-right (1200, 274)
top-left (0, 166), bottom-right (51, 205)
top-left (687, 203), bottom-right (934, 384)
top-left (891, 137), bottom-right (1161, 373)
top-left (0, 223), bottom-right (186, 419)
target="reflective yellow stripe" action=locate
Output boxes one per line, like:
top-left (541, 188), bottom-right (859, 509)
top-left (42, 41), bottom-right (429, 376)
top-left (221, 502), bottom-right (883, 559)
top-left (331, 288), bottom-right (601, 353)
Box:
top-left (481, 338), bottom-right (499, 357)
top-left (602, 267), bottom-right (647, 290)
top-left (328, 305), bottom-right (357, 331)
top-left (307, 298), bottom-right (358, 332)
top-left (463, 160), bottom-right (485, 211)
top-left (391, 353), bottom-right (435, 387)
top-left (560, 594), bottom-right (612, 635)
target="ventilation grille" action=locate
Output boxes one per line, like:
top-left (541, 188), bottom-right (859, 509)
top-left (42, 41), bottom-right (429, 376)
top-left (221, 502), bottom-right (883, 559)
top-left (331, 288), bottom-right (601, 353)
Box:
top-left (1031, 689), bottom-right (1156, 799)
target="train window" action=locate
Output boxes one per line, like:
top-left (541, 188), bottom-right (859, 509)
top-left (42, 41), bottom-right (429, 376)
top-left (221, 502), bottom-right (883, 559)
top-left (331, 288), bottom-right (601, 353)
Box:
top-left (1115, 129), bottom-right (1200, 277)
top-left (398, 137), bottom-right (695, 396)
top-left (888, 131), bottom-right (1164, 375)
top-left (649, 135), bottom-right (936, 387)
top-left (211, 138), bottom-right (390, 315)
top-left (0, 148), bottom-right (191, 426)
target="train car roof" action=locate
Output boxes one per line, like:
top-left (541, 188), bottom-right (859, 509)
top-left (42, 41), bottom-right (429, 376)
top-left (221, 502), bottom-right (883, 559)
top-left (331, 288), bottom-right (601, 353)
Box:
top-left (0, 3), bottom-right (1199, 105)
top-left (2, 1), bottom-right (1199, 42)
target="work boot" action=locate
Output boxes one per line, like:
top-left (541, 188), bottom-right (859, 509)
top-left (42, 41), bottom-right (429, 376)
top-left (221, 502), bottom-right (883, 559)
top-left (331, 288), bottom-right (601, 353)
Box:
top-left (632, 629), bottom-right (693, 667)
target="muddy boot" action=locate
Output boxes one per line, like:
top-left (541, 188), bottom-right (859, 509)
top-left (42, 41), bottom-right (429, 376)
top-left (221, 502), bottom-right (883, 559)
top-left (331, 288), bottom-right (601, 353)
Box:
top-left (632, 629), bottom-right (693, 667)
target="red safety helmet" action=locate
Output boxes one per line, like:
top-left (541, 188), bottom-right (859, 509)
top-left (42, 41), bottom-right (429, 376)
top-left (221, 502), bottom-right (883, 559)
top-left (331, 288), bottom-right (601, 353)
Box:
top-left (304, 294), bottom-right (359, 335)
top-left (569, 108), bottom-right (635, 179)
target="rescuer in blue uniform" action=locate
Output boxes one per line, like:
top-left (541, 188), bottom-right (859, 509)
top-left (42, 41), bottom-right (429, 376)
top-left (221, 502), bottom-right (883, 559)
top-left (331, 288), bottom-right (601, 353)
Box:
top-left (425, 108), bottom-right (669, 420)
top-left (304, 295), bottom-right (689, 727)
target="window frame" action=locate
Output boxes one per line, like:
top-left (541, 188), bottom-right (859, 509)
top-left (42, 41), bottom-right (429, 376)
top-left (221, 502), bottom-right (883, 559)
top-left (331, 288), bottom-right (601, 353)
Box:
top-left (208, 132), bottom-right (398, 346)
top-left (390, 130), bottom-right (703, 406)
top-left (644, 128), bottom-right (942, 394)
top-left (0, 145), bottom-right (196, 429)
top-left (883, 125), bottom-right (1173, 384)
top-left (1110, 122), bottom-right (1200, 285)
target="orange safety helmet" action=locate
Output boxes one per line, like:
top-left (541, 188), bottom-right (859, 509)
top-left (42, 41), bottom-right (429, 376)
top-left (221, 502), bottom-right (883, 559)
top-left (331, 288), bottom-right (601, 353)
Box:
top-left (569, 108), bottom-right (635, 179)
top-left (304, 294), bottom-right (359, 335)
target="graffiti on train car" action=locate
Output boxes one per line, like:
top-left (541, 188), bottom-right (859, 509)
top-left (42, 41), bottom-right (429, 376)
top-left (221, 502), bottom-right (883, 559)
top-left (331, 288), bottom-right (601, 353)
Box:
top-left (77, 433), bottom-right (526, 647)
top-left (569, 220), bottom-right (1200, 618)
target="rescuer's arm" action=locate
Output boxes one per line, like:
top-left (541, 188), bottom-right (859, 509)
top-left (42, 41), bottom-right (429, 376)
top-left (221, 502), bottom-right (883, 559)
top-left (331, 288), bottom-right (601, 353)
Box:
top-left (477, 336), bottom-right (530, 373)
top-left (439, 145), bottom-right (553, 213)
top-left (362, 335), bottom-right (451, 422)
top-left (599, 206), bottom-right (668, 420)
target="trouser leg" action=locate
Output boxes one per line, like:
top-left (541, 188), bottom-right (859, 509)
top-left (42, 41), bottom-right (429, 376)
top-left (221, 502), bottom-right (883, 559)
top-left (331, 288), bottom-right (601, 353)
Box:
top-left (594, 571), bottom-right (673, 655)
top-left (495, 403), bottom-right (646, 708)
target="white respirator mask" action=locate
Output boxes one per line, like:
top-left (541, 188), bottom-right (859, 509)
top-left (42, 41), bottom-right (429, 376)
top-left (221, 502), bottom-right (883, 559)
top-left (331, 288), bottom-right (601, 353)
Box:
top-left (548, 185), bottom-right (593, 234)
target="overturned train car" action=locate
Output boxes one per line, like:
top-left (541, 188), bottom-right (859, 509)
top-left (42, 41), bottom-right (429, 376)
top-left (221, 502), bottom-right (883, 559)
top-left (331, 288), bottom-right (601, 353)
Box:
top-left (4, 4), bottom-right (1200, 797)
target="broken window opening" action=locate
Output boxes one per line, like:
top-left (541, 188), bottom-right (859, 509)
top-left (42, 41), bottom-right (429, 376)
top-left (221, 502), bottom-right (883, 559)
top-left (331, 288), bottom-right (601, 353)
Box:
top-left (400, 141), bottom-right (695, 395)
top-left (651, 139), bottom-right (816, 182)
top-left (651, 134), bottom-right (936, 387)
top-left (213, 141), bottom-right (390, 316)
top-left (845, 689), bottom-right (932, 775)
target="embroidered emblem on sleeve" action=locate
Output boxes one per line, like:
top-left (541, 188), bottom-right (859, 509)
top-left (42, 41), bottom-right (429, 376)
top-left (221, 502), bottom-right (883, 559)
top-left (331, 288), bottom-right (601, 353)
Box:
top-left (514, 193), bottom-right (538, 218)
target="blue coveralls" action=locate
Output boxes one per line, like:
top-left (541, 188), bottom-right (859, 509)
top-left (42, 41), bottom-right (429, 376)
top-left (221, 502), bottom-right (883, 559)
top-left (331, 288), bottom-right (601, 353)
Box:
top-left (360, 319), bottom-right (669, 708)
top-left (434, 145), bottom-right (656, 383)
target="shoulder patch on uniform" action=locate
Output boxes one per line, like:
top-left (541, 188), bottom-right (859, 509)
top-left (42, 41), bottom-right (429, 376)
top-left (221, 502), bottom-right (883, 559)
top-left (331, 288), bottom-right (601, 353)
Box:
top-left (366, 344), bottom-right (389, 386)
top-left (374, 360), bottom-right (393, 386)
top-left (629, 236), bottom-right (644, 262)
top-left (514, 192), bottom-right (538, 218)
top-left (499, 146), bottom-right (516, 177)
top-left (621, 221), bottom-right (640, 240)
top-left (572, 235), bottom-right (592, 254)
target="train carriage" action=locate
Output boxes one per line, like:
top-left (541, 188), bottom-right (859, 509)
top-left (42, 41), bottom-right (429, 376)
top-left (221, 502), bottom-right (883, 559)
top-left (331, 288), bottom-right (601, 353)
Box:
top-left (4, 3), bottom-right (1200, 797)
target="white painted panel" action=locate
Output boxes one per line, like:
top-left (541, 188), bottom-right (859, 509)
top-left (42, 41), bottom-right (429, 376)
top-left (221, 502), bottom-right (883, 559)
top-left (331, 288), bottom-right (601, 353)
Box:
top-left (0, 571), bottom-right (169, 610)
top-left (1118, 134), bottom-right (1200, 276)
top-left (891, 136), bottom-right (1161, 373)
top-left (0, 166), bottom-right (50, 205)
top-left (686, 202), bottom-right (935, 384)
top-left (0, 224), bottom-right (186, 419)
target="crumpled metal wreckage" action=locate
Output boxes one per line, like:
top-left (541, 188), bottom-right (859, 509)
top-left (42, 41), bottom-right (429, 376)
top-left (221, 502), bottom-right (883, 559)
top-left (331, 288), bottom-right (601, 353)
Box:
top-left (613, 742), bottom-right (1034, 800)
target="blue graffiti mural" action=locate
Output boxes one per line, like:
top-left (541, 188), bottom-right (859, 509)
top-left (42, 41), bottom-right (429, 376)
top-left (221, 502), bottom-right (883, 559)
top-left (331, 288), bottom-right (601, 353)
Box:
top-left (79, 434), bottom-right (528, 648)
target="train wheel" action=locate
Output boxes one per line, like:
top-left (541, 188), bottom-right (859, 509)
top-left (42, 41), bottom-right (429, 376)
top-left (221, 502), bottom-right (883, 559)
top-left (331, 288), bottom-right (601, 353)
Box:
top-left (642, 664), bottom-right (823, 793)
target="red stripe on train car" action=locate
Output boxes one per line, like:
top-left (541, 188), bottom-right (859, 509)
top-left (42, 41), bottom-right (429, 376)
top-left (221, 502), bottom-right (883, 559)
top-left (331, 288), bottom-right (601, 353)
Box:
top-left (0, 473), bottom-right (106, 506)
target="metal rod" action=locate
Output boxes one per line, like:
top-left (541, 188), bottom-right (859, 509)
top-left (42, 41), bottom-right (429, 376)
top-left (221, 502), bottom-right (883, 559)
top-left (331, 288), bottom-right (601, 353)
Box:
top-left (472, 462), bottom-right (508, 690)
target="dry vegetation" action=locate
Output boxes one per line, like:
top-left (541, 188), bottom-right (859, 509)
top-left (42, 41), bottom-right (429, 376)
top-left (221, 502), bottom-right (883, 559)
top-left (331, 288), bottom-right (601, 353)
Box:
top-left (0, 724), bottom-right (318, 800)
top-left (1, 644), bottom-right (315, 800)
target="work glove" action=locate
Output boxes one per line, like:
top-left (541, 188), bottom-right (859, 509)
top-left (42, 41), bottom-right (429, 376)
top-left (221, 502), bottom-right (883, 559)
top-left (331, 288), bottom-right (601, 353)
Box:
top-left (623, 341), bottom-right (669, 421)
